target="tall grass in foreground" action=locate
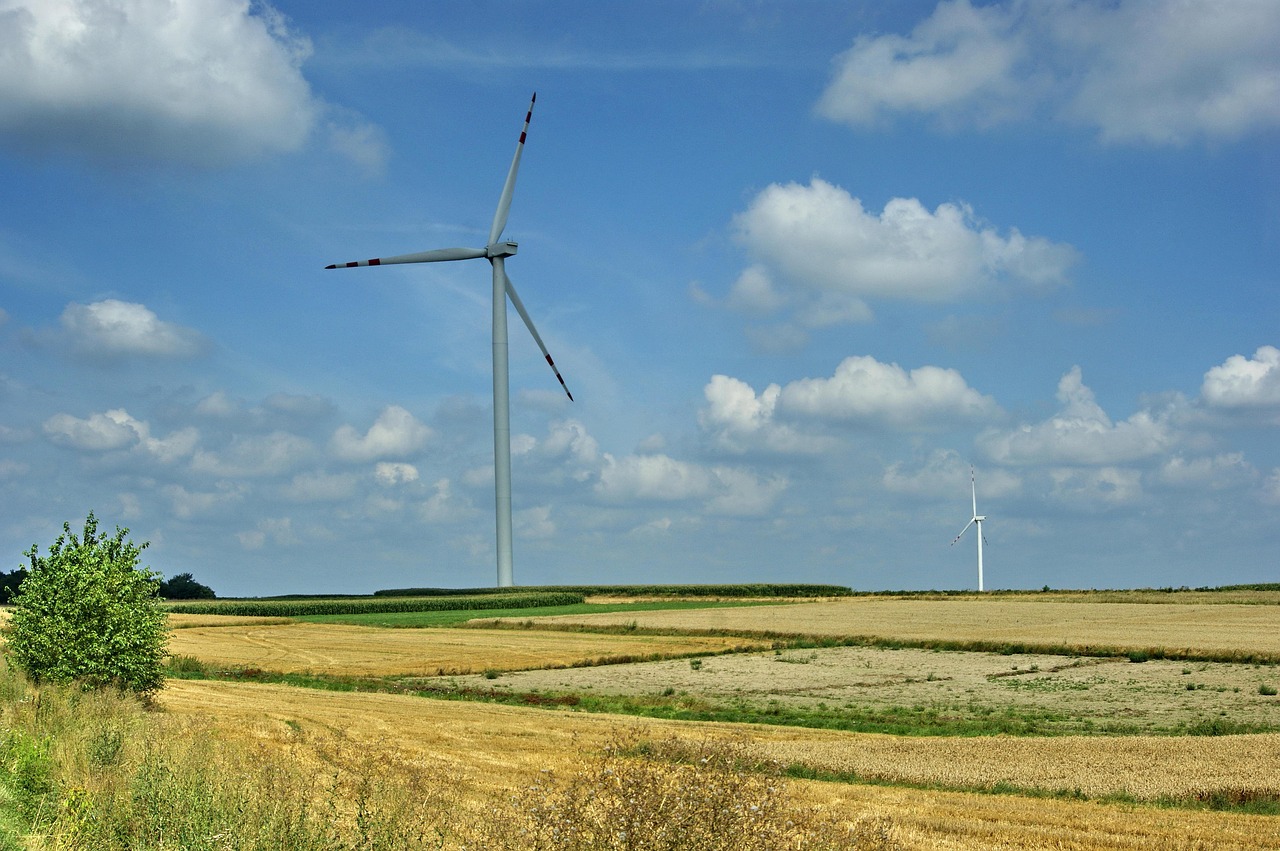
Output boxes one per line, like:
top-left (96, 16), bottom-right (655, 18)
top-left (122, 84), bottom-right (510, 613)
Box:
top-left (0, 662), bottom-right (895, 849)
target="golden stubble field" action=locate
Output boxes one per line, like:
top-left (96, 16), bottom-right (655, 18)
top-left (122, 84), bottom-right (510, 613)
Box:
top-left (159, 597), bottom-right (1280, 850)
top-left (161, 679), bottom-right (1280, 850)
top-left (498, 597), bottom-right (1280, 657)
top-left (166, 619), bottom-right (769, 676)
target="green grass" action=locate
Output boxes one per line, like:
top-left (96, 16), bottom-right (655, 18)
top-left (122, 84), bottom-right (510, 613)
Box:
top-left (295, 599), bottom-right (780, 628)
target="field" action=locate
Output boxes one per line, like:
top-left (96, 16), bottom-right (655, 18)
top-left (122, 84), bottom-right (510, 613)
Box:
top-left (145, 592), bottom-right (1280, 848)
top-left (495, 596), bottom-right (1280, 660)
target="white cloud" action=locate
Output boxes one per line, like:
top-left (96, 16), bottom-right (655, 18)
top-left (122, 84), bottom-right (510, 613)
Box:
top-left (42, 407), bottom-right (197, 461)
top-left (730, 179), bottom-right (1076, 329)
top-left (374, 461), bottom-right (419, 486)
top-left (978, 366), bottom-right (1173, 465)
top-left (597, 453), bottom-right (713, 502)
top-left (419, 478), bottom-right (474, 523)
top-left (331, 405), bottom-right (432, 462)
top-left (818, 0), bottom-right (1280, 146)
top-left (516, 505), bottom-right (555, 539)
top-left (779, 356), bottom-right (1001, 428)
top-left (1158, 453), bottom-right (1256, 490)
top-left (1057, 1), bottom-right (1280, 145)
top-left (1265, 469), bottom-right (1280, 504)
top-left (818, 0), bottom-right (1029, 128)
top-left (164, 482), bottom-right (244, 520)
top-left (1201, 345), bottom-right (1280, 409)
top-left (595, 452), bottom-right (786, 517)
top-left (60, 299), bottom-right (205, 358)
top-left (237, 516), bottom-right (297, 549)
top-left (531, 418), bottom-right (600, 482)
top-left (0, 0), bottom-right (321, 165)
top-left (699, 374), bottom-right (830, 454)
top-left (1048, 466), bottom-right (1144, 507)
top-left (705, 468), bottom-right (788, 517)
top-left (882, 450), bottom-right (1021, 499)
top-left (325, 112), bottom-right (390, 176)
top-left (192, 431), bottom-right (311, 477)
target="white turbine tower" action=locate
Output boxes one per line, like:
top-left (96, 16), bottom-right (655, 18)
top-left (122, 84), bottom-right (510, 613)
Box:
top-left (950, 466), bottom-right (987, 592)
top-left (325, 93), bottom-right (571, 588)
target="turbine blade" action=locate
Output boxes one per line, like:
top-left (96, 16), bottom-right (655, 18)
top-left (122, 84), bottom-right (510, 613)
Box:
top-left (325, 247), bottom-right (486, 269)
top-left (503, 269), bottom-right (573, 401)
top-left (488, 92), bottom-right (535, 246)
top-left (950, 517), bottom-right (975, 546)
top-left (971, 466), bottom-right (978, 516)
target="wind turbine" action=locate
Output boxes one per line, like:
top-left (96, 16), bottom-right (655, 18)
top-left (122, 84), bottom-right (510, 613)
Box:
top-left (950, 466), bottom-right (987, 592)
top-left (325, 93), bottom-right (572, 588)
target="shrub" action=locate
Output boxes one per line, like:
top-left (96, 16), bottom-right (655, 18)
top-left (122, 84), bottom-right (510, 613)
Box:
top-left (3, 512), bottom-right (168, 698)
top-left (475, 733), bottom-right (899, 850)
top-left (1261, 684), bottom-right (1278, 696)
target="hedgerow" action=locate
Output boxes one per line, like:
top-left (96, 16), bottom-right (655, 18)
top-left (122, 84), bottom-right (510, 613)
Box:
top-left (165, 591), bottom-right (583, 617)
top-left (374, 583), bottom-right (853, 598)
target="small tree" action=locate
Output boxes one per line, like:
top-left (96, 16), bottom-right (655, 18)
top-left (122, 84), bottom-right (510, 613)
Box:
top-left (3, 511), bottom-right (168, 698)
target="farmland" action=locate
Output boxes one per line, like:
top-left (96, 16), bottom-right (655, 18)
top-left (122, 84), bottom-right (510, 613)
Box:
top-left (6, 589), bottom-right (1280, 848)
top-left (146, 590), bottom-right (1280, 848)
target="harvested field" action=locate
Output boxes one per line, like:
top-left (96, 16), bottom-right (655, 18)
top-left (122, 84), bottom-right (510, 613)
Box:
top-left (503, 598), bottom-right (1280, 658)
top-left (166, 621), bottom-right (767, 676)
top-left (160, 679), bottom-right (1280, 850)
top-left (447, 644), bottom-right (1280, 734)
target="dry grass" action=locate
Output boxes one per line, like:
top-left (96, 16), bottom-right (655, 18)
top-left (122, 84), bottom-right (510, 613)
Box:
top-left (513, 598), bottom-right (1280, 658)
top-left (158, 679), bottom-right (1280, 849)
top-left (166, 621), bottom-right (767, 676)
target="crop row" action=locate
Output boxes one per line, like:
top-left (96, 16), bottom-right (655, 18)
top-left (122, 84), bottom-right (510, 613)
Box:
top-left (164, 591), bottom-right (584, 617)
top-left (373, 583), bottom-right (853, 598)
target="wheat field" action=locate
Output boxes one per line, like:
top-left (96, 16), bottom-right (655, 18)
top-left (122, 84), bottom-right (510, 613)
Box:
top-left (507, 597), bottom-right (1280, 657)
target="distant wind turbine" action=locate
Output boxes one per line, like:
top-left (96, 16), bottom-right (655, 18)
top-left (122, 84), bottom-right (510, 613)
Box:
top-left (950, 466), bottom-right (987, 592)
top-left (325, 93), bottom-right (572, 588)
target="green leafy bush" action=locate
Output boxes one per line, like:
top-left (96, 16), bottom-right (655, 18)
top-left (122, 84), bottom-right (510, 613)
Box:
top-left (2, 512), bottom-right (168, 698)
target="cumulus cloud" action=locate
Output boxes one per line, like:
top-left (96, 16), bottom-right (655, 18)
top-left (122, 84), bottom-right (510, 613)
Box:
top-left (43, 407), bottom-right (197, 461)
top-left (818, 0), bottom-right (1280, 146)
top-left (978, 366), bottom-right (1173, 465)
top-left (237, 516), bottom-right (298, 550)
top-left (882, 449), bottom-right (1021, 499)
top-left (700, 375), bottom-right (829, 454)
top-left (191, 431), bottom-right (312, 477)
top-left (1201, 345), bottom-right (1280, 409)
top-left (60, 299), bottom-right (205, 358)
top-left (163, 482), bottom-right (244, 519)
top-left (595, 453), bottom-right (785, 516)
top-left (779, 356), bottom-right (1000, 427)
top-left (728, 179), bottom-right (1076, 333)
top-left (0, 0), bottom-right (321, 165)
top-left (1048, 466), bottom-right (1144, 507)
top-left (374, 461), bottom-right (420, 486)
top-left (331, 406), bottom-right (432, 462)
top-left (818, 0), bottom-right (1030, 129)
top-left (1158, 453), bottom-right (1256, 490)
top-left (419, 477), bottom-right (473, 523)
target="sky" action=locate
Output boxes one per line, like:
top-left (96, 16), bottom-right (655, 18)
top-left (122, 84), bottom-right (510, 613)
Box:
top-left (1, 0), bottom-right (1277, 596)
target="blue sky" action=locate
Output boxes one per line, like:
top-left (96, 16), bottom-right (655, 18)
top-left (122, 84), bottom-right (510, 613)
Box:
top-left (1, 0), bottom-right (1277, 596)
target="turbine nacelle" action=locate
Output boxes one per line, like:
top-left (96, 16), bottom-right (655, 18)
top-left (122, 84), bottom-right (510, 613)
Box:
top-left (486, 241), bottom-right (518, 259)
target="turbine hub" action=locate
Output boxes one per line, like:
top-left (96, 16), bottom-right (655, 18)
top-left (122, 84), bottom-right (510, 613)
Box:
top-left (486, 241), bottom-right (518, 258)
